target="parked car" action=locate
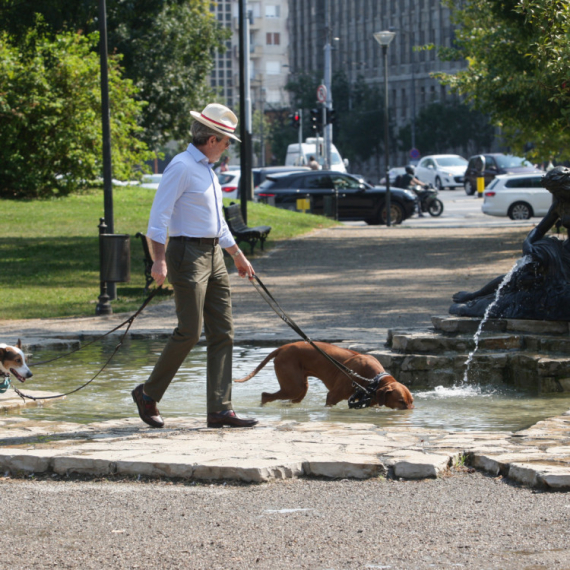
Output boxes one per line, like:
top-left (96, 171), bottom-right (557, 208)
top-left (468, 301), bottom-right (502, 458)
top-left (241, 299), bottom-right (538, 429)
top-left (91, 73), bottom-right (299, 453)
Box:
top-left (254, 171), bottom-right (417, 225)
top-left (218, 170), bottom-right (240, 199)
top-left (463, 154), bottom-right (542, 195)
top-left (481, 174), bottom-right (551, 220)
top-left (140, 173), bottom-right (163, 190)
top-left (415, 154), bottom-right (467, 190)
top-left (253, 166), bottom-right (310, 188)
top-left (218, 167), bottom-right (310, 200)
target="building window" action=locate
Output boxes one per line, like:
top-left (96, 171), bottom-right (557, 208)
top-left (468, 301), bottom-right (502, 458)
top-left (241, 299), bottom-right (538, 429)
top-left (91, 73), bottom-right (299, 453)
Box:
top-left (265, 5), bottom-right (280, 18)
top-left (266, 61), bottom-right (281, 75)
top-left (249, 2), bottom-right (261, 18)
top-left (266, 32), bottom-right (280, 45)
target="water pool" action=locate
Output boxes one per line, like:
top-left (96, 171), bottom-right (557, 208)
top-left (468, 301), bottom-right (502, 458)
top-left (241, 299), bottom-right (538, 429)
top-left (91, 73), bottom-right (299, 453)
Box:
top-left (6, 339), bottom-right (570, 432)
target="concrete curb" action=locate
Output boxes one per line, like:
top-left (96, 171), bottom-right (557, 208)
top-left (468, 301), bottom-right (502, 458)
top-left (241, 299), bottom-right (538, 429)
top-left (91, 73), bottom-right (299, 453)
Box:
top-left (1, 415), bottom-right (570, 488)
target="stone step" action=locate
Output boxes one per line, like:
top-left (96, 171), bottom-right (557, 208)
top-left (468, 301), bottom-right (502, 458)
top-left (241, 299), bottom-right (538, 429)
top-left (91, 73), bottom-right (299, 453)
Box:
top-left (387, 329), bottom-right (570, 356)
top-left (432, 316), bottom-right (570, 336)
top-left (387, 331), bottom-right (523, 354)
top-left (367, 349), bottom-right (570, 393)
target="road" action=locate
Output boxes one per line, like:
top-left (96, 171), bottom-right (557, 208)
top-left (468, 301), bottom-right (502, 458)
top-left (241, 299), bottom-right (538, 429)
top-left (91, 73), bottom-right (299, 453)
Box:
top-left (405, 188), bottom-right (538, 229)
top-left (346, 188), bottom-right (539, 230)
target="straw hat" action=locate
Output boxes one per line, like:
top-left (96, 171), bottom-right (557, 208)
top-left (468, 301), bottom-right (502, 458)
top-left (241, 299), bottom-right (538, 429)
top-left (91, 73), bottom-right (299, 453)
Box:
top-left (190, 103), bottom-right (241, 142)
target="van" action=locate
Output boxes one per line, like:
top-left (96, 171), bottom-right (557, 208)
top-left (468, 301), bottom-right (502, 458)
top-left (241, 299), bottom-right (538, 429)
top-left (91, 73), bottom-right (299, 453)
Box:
top-left (285, 138), bottom-right (347, 172)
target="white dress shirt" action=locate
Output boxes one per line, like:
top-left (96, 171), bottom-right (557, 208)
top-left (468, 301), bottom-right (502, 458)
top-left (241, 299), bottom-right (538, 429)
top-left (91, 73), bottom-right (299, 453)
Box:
top-left (147, 143), bottom-right (236, 249)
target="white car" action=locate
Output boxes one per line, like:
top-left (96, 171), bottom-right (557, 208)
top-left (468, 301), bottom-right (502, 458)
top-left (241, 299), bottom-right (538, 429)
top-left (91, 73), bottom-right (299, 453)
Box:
top-left (218, 170), bottom-right (240, 199)
top-left (481, 174), bottom-right (551, 220)
top-left (140, 174), bottom-right (163, 190)
top-left (415, 154), bottom-right (468, 190)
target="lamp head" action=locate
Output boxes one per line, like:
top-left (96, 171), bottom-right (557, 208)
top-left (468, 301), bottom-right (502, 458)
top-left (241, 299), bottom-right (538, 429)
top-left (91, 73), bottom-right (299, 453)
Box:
top-left (373, 31), bottom-right (396, 46)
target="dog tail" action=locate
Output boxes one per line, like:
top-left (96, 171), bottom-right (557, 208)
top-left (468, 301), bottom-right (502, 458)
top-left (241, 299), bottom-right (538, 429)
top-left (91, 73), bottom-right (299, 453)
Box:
top-left (234, 347), bottom-right (281, 383)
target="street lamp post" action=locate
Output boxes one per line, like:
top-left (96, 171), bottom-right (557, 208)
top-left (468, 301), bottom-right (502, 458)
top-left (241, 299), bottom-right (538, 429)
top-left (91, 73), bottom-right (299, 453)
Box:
top-left (373, 30), bottom-right (396, 227)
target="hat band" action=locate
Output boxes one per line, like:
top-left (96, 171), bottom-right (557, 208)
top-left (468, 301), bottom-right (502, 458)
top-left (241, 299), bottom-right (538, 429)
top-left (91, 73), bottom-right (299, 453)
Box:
top-left (200, 114), bottom-right (236, 134)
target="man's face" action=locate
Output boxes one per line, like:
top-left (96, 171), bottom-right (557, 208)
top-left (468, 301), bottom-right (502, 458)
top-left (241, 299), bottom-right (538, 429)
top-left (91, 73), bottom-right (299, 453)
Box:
top-left (206, 135), bottom-right (231, 163)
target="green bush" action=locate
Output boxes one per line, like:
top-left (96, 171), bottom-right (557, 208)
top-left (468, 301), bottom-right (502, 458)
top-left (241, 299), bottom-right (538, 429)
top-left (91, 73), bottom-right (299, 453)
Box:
top-left (0, 28), bottom-right (153, 198)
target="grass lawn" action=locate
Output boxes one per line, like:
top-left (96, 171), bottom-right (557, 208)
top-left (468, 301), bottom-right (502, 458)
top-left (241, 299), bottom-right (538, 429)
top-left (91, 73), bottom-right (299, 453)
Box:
top-left (1, 187), bottom-right (338, 319)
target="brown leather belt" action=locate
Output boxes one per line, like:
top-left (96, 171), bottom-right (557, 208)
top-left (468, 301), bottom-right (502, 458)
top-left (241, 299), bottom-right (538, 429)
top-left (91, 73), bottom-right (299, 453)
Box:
top-left (170, 236), bottom-right (219, 246)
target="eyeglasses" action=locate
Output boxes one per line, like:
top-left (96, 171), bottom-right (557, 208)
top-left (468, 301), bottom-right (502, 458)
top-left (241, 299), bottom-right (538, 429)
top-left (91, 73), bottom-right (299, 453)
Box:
top-left (218, 137), bottom-right (232, 148)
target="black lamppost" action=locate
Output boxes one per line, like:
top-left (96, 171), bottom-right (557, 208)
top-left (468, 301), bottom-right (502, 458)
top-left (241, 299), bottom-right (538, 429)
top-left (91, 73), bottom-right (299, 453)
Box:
top-left (98, 0), bottom-right (116, 308)
top-left (373, 30), bottom-right (396, 227)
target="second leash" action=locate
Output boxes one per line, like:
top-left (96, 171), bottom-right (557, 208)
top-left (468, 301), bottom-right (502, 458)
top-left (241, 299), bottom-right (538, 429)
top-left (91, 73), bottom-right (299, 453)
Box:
top-left (13, 286), bottom-right (163, 402)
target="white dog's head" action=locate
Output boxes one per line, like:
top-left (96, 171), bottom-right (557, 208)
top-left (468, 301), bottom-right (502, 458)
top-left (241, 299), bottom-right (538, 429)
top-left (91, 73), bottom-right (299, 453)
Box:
top-left (0, 339), bottom-right (33, 383)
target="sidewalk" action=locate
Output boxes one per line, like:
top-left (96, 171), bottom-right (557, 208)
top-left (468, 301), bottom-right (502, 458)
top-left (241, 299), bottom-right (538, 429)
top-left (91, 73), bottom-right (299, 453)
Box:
top-left (2, 224), bottom-right (570, 489)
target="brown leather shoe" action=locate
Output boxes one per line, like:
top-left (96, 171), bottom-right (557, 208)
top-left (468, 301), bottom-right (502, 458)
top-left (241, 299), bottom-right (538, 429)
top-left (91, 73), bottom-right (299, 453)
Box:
top-left (207, 410), bottom-right (258, 428)
top-left (132, 384), bottom-right (164, 428)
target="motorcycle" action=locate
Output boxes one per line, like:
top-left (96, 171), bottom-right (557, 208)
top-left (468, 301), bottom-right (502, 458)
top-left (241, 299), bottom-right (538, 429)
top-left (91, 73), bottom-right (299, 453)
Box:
top-left (412, 184), bottom-right (444, 217)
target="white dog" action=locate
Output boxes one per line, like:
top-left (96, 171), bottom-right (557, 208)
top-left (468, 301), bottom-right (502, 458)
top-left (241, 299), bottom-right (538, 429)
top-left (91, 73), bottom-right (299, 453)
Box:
top-left (0, 340), bottom-right (33, 383)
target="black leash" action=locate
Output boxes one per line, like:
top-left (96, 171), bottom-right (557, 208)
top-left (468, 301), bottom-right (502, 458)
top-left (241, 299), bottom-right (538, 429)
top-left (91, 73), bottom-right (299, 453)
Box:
top-left (251, 275), bottom-right (388, 408)
top-left (11, 286), bottom-right (162, 402)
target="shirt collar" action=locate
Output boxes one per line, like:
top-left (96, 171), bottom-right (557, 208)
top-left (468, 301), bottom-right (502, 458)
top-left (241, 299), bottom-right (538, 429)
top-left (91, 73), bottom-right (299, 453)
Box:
top-left (186, 143), bottom-right (211, 166)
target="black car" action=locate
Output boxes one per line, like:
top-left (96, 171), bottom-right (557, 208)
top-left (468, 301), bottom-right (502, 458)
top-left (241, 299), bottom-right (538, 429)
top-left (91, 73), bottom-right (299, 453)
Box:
top-left (463, 153), bottom-right (542, 195)
top-left (254, 171), bottom-right (417, 225)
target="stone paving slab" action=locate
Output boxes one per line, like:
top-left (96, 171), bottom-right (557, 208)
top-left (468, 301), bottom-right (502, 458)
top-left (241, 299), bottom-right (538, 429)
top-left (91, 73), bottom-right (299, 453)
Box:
top-left (1, 413), bottom-right (570, 489)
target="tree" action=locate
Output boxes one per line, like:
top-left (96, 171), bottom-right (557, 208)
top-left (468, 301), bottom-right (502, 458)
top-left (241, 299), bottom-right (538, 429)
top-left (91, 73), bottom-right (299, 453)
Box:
top-left (0, 28), bottom-right (153, 198)
top-left (398, 100), bottom-right (495, 156)
top-left (0, 0), bottom-right (230, 150)
top-left (437, 0), bottom-right (570, 162)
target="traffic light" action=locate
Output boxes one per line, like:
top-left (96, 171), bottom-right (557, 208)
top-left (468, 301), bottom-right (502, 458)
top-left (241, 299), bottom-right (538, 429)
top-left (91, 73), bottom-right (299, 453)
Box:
top-left (289, 111), bottom-right (300, 128)
top-left (310, 108), bottom-right (322, 132)
top-left (326, 108), bottom-right (336, 125)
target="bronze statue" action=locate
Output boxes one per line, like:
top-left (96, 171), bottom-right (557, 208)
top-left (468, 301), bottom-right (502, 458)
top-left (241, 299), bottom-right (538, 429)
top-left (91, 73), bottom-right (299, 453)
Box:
top-left (450, 166), bottom-right (570, 320)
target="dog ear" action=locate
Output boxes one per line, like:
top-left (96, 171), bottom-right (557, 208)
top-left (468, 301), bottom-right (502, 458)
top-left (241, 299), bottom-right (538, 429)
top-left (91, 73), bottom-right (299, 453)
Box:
top-left (0, 347), bottom-right (4, 360)
top-left (17, 339), bottom-right (22, 349)
top-left (376, 385), bottom-right (394, 406)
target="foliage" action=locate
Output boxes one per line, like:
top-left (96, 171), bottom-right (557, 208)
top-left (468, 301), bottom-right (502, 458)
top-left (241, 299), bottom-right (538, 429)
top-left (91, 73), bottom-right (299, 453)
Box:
top-left (0, 0), bottom-right (230, 150)
top-left (0, 28), bottom-right (152, 198)
top-left (267, 111), bottom-right (299, 164)
top-left (0, 187), bottom-right (338, 319)
top-left (398, 100), bottom-right (495, 156)
top-left (437, 0), bottom-right (570, 162)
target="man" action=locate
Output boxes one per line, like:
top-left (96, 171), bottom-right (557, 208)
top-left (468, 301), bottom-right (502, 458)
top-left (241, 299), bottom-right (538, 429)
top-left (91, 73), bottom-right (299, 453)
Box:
top-left (308, 156), bottom-right (321, 170)
top-left (400, 165), bottom-right (425, 217)
top-left (132, 103), bottom-right (258, 429)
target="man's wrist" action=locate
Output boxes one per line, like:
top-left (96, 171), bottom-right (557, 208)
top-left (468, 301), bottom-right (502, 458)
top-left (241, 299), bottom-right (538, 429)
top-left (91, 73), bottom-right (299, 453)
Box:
top-left (230, 248), bottom-right (242, 259)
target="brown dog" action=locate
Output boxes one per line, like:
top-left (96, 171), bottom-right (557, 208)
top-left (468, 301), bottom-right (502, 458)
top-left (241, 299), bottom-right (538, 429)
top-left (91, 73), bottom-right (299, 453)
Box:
top-left (235, 341), bottom-right (414, 409)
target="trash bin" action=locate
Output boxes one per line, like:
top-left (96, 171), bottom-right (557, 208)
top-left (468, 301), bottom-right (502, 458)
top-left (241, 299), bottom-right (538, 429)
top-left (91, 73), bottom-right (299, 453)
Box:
top-left (99, 234), bottom-right (131, 283)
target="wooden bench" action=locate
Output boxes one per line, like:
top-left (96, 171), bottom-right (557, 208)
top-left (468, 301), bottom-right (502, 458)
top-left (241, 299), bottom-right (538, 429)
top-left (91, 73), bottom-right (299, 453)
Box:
top-left (223, 203), bottom-right (272, 255)
top-left (135, 232), bottom-right (154, 293)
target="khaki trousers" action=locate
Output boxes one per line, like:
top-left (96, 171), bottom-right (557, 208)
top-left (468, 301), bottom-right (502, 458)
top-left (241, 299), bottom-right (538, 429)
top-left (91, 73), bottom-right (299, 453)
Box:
top-left (144, 240), bottom-right (233, 413)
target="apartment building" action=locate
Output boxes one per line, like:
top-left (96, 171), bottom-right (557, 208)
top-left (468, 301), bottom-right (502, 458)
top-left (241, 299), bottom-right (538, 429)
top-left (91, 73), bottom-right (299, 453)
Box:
top-left (210, 0), bottom-right (290, 111)
top-left (288, 0), bottom-right (467, 169)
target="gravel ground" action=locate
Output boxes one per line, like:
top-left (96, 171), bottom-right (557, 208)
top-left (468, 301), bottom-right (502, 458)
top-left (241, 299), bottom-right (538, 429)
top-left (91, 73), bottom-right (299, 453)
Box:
top-left (1, 470), bottom-right (569, 569)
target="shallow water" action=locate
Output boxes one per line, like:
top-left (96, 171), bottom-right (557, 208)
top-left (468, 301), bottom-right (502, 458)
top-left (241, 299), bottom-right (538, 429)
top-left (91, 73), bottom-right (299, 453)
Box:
top-left (6, 339), bottom-right (570, 432)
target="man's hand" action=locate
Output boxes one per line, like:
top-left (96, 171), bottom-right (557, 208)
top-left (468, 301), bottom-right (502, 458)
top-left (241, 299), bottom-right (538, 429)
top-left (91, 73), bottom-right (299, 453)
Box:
top-left (151, 259), bottom-right (167, 287)
top-left (150, 240), bottom-right (167, 286)
top-left (227, 246), bottom-right (254, 279)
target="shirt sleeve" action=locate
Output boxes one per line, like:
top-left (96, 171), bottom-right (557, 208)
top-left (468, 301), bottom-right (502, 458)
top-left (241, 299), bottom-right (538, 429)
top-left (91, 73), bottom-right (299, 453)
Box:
top-left (219, 217), bottom-right (236, 249)
top-left (146, 161), bottom-right (188, 244)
